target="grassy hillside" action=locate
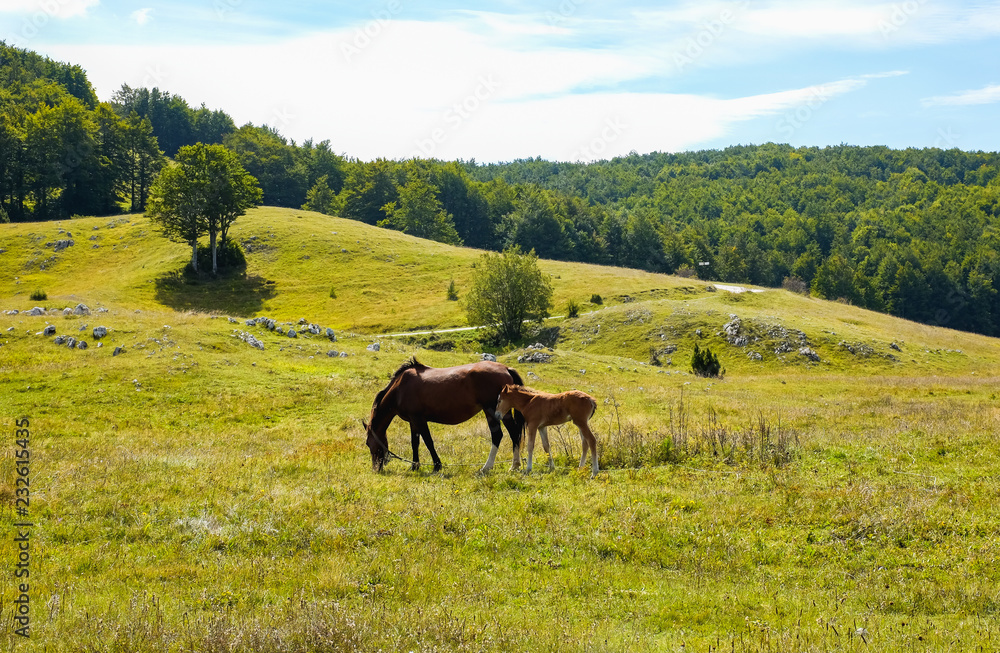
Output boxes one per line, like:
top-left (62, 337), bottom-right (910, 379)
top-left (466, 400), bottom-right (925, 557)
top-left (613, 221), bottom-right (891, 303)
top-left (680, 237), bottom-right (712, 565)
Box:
top-left (1, 210), bottom-right (999, 651)
top-left (0, 207), bottom-right (699, 333)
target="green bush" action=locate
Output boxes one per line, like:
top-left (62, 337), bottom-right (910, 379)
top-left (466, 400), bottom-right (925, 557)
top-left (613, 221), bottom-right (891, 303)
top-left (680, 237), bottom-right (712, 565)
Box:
top-left (590, 294), bottom-right (603, 304)
top-left (566, 298), bottom-right (580, 318)
top-left (691, 343), bottom-right (724, 378)
top-left (30, 289), bottom-right (47, 301)
top-left (189, 239), bottom-right (247, 275)
top-left (329, 287), bottom-right (337, 299)
top-left (447, 279), bottom-right (458, 301)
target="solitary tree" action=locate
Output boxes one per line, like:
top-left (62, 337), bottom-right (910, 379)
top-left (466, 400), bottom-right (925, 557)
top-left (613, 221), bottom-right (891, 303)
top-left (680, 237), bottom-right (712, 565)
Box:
top-left (146, 143), bottom-right (261, 275)
top-left (465, 246), bottom-right (553, 342)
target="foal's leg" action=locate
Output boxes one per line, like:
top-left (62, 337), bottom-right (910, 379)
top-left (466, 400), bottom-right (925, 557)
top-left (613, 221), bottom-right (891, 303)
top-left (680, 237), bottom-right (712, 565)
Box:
top-left (538, 426), bottom-right (555, 472)
top-left (575, 419), bottom-right (599, 478)
top-left (413, 420), bottom-right (442, 473)
top-left (523, 424), bottom-right (538, 474)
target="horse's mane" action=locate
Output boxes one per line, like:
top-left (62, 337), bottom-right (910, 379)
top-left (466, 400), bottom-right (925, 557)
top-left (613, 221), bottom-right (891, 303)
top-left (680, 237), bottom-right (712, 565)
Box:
top-left (508, 384), bottom-right (540, 395)
top-left (393, 357), bottom-right (428, 379)
top-left (372, 358), bottom-right (428, 412)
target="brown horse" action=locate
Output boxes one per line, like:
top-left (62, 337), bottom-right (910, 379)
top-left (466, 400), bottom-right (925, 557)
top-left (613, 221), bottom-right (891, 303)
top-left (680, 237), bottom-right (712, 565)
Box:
top-left (364, 358), bottom-right (525, 473)
top-left (495, 384), bottom-right (599, 477)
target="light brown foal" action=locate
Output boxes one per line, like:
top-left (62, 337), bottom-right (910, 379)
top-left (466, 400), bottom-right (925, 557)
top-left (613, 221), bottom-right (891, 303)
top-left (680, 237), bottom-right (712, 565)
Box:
top-left (495, 384), bottom-right (599, 477)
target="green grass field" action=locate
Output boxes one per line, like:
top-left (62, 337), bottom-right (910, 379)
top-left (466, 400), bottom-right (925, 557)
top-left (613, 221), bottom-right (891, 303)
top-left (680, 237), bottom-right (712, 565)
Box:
top-left (1, 207), bottom-right (999, 651)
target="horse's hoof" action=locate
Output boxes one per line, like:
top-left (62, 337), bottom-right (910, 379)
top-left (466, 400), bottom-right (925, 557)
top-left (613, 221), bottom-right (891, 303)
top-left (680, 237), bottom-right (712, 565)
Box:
top-left (433, 464), bottom-right (443, 473)
top-left (411, 463), bottom-right (420, 472)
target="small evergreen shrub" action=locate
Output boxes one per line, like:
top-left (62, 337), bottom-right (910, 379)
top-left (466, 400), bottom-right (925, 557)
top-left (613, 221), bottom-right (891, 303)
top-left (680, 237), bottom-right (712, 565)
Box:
top-left (447, 279), bottom-right (458, 301)
top-left (590, 294), bottom-right (603, 305)
top-left (30, 289), bottom-right (47, 301)
top-left (329, 287), bottom-right (337, 299)
top-left (566, 298), bottom-right (580, 318)
top-left (691, 343), bottom-right (725, 378)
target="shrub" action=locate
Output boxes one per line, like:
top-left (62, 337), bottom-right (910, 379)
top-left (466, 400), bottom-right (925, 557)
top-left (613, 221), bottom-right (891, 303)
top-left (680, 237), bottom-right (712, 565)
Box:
top-left (447, 279), bottom-right (458, 301)
top-left (566, 298), bottom-right (580, 318)
top-left (782, 276), bottom-right (809, 295)
top-left (691, 343), bottom-right (724, 378)
top-left (590, 294), bottom-right (603, 305)
top-left (30, 289), bottom-right (47, 301)
top-left (329, 287), bottom-right (337, 299)
top-left (189, 239), bottom-right (247, 275)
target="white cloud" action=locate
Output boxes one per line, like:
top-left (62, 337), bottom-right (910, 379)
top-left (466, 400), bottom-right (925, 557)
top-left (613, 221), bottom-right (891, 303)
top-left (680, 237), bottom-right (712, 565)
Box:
top-left (0, 0), bottom-right (99, 19)
top-left (922, 83), bottom-right (1000, 107)
top-left (131, 8), bottom-right (152, 26)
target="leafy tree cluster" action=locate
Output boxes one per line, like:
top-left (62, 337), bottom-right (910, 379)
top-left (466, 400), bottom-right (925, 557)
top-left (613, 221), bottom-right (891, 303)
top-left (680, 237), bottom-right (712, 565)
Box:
top-left (0, 42), bottom-right (165, 221)
top-left (463, 145), bottom-right (1000, 336)
top-left (111, 87), bottom-right (346, 209)
top-left (146, 143), bottom-right (262, 275)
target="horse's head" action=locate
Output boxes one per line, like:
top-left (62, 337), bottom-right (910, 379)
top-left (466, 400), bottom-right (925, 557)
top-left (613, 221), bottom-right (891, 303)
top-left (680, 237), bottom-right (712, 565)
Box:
top-left (363, 419), bottom-right (388, 472)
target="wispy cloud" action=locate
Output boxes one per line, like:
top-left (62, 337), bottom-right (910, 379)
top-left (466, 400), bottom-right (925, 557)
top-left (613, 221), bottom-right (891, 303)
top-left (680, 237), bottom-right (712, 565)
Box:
top-left (0, 0), bottom-right (99, 19)
top-left (130, 8), bottom-right (153, 26)
top-left (922, 83), bottom-right (1000, 107)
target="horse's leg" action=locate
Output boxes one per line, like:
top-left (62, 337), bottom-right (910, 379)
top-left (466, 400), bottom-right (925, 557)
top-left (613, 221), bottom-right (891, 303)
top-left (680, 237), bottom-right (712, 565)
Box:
top-left (408, 422), bottom-right (422, 472)
top-left (501, 410), bottom-right (523, 469)
top-left (415, 420), bottom-right (442, 473)
top-left (480, 410), bottom-right (506, 474)
top-left (538, 426), bottom-right (555, 472)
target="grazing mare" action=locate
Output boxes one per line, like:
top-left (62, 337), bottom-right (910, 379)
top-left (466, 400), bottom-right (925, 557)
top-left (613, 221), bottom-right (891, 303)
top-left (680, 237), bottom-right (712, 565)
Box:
top-left (364, 358), bottom-right (525, 473)
top-left (495, 384), bottom-right (599, 477)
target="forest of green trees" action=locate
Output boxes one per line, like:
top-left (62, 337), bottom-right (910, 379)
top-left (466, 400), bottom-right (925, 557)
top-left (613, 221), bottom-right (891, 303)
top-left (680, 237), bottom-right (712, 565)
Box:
top-left (4, 42), bottom-right (1000, 337)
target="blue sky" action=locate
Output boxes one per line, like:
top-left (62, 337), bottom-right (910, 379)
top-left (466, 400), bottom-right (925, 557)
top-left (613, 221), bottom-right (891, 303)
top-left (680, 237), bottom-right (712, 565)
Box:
top-left (3, 0), bottom-right (1000, 161)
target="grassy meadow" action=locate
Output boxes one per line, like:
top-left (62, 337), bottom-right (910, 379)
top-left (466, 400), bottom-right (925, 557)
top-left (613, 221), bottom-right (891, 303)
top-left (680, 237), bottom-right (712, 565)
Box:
top-left (1, 208), bottom-right (999, 651)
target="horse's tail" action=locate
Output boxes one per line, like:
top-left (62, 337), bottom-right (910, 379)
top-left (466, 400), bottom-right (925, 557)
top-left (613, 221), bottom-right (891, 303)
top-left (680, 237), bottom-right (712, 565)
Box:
top-left (507, 367), bottom-right (524, 387)
top-left (504, 367), bottom-right (526, 446)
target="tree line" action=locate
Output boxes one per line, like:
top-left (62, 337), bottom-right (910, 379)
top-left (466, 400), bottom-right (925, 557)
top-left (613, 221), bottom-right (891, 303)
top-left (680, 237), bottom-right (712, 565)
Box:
top-left (4, 42), bottom-right (1000, 337)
